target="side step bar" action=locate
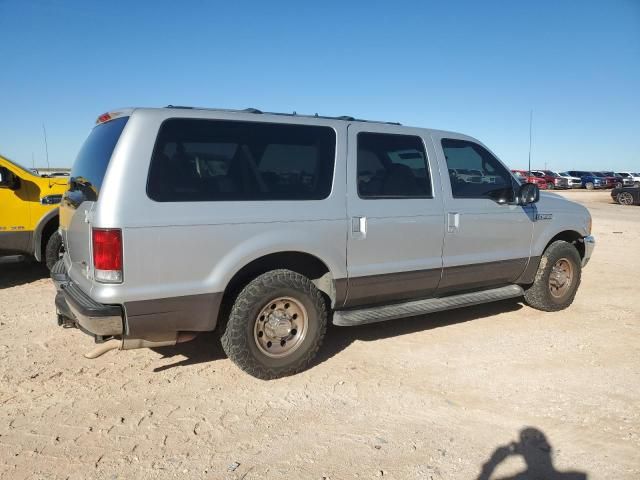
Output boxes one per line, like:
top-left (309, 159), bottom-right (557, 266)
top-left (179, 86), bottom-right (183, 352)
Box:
top-left (333, 284), bottom-right (524, 327)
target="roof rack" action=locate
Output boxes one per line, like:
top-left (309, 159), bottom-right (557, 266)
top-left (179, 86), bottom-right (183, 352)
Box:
top-left (164, 105), bottom-right (401, 125)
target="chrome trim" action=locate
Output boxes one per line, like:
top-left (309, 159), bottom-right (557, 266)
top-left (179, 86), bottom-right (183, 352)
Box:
top-left (66, 299), bottom-right (124, 336)
top-left (581, 235), bottom-right (595, 267)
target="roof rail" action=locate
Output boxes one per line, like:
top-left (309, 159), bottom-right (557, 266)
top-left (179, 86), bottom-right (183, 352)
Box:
top-left (163, 105), bottom-right (400, 125)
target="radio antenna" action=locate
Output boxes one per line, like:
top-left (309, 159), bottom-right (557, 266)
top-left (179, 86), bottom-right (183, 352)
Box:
top-left (42, 123), bottom-right (51, 186)
top-left (528, 110), bottom-right (533, 177)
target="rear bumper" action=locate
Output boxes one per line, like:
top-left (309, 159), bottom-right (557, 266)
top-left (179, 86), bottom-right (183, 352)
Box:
top-left (581, 235), bottom-right (595, 267)
top-left (52, 260), bottom-right (124, 337)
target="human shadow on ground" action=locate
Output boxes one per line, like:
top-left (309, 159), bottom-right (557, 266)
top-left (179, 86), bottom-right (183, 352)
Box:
top-left (151, 298), bottom-right (523, 373)
top-left (0, 256), bottom-right (48, 289)
top-left (476, 427), bottom-right (587, 479)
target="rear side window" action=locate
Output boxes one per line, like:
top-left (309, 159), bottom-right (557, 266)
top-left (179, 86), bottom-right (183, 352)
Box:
top-left (71, 117), bottom-right (129, 195)
top-left (441, 138), bottom-right (514, 200)
top-left (357, 132), bottom-right (432, 198)
top-left (147, 119), bottom-right (336, 201)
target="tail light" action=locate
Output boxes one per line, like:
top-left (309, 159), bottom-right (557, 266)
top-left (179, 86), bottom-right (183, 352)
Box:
top-left (92, 228), bottom-right (123, 283)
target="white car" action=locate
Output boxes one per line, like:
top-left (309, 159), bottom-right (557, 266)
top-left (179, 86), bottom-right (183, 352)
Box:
top-left (557, 171), bottom-right (583, 189)
top-left (615, 172), bottom-right (640, 186)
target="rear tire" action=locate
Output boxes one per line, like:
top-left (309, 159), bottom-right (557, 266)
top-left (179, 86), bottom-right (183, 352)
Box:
top-left (617, 191), bottom-right (635, 206)
top-left (221, 269), bottom-right (327, 379)
top-left (524, 241), bottom-right (582, 312)
top-left (44, 231), bottom-right (64, 271)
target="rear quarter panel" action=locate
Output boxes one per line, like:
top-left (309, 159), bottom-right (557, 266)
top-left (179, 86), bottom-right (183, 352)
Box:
top-left (90, 109), bottom-right (349, 305)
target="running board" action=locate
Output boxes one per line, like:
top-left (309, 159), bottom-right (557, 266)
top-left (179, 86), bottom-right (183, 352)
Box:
top-left (332, 284), bottom-right (524, 327)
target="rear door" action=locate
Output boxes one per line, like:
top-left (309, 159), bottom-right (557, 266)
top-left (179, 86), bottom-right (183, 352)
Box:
top-left (433, 134), bottom-right (534, 293)
top-left (60, 116), bottom-right (129, 286)
top-left (345, 124), bottom-right (444, 308)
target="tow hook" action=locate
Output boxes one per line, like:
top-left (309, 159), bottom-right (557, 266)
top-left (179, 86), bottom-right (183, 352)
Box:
top-left (57, 314), bottom-right (76, 328)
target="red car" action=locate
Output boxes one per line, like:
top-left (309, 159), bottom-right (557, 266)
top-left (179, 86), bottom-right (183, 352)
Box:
top-left (511, 170), bottom-right (548, 189)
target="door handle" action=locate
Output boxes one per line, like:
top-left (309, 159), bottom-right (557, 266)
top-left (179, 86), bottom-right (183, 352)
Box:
top-left (351, 216), bottom-right (367, 238)
top-left (447, 212), bottom-right (460, 233)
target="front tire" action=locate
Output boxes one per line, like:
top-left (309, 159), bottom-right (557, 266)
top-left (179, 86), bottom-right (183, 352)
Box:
top-left (585, 182), bottom-right (594, 190)
top-left (221, 269), bottom-right (327, 379)
top-left (44, 231), bottom-right (64, 271)
top-left (524, 241), bottom-right (582, 312)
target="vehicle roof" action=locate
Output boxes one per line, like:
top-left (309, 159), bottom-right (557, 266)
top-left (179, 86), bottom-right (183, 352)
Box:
top-left (100, 106), bottom-right (468, 138)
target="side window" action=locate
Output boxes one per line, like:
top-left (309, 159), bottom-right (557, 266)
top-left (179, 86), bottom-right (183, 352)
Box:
top-left (147, 119), bottom-right (336, 201)
top-left (441, 138), bottom-right (515, 200)
top-left (357, 132), bottom-right (432, 198)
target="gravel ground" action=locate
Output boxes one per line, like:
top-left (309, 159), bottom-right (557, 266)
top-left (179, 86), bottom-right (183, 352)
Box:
top-left (0, 190), bottom-right (638, 479)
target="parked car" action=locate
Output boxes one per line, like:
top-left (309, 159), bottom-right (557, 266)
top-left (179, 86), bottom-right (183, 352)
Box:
top-left (611, 186), bottom-right (640, 206)
top-left (511, 170), bottom-right (548, 189)
top-left (557, 172), bottom-right (583, 189)
top-left (589, 172), bottom-right (616, 189)
top-left (530, 170), bottom-right (569, 189)
top-left (614, 172), bottom-right (639, 186)
top-left (600, 172), bottom-right (626, 188)
top-left (566, 171), bottom-right (604, 190)
top-left (53, 107), bottom-right (595, 379)
top-left (0, 154), bottom-right (67, 269)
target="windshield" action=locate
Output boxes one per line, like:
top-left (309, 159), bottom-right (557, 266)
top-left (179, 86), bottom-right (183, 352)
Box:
top-left (618, 173), bottom-right (630, 177)
top-left (70, 117), bottom-right (128, 196)
top-left (591, 172), bottom-right (605, 177)
top-left (543, 170), bottom-right (559, 177)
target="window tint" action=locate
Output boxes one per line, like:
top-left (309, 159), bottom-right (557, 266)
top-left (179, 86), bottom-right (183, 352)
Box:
top-left (357, 132), bottom-right (432, 198)
top-left (147, 119), bottom-right (335, 201)
top-left (71, 116), bottom-right (129, 195)
top-left (441, 138), bottom-right (515, 201)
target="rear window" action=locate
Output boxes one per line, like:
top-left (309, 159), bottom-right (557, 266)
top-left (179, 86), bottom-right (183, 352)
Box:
top-left (71, 117), bottom-right (129, 194)
top-left (147, 119), bottom-right (336, 202)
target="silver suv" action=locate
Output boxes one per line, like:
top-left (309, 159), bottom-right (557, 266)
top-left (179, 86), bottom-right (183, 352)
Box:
top-left (53, 107), bottom-right (595, 379)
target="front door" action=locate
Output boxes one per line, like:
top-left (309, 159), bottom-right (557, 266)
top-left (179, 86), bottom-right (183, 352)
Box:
top-left (344, 124), bottom-right (445, 308)
top-left (433, 134), bottom-right (534, 293)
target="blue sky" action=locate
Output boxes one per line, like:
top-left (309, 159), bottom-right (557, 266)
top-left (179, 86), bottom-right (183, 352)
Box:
top-left (0, 0), bottom-right (638, 171)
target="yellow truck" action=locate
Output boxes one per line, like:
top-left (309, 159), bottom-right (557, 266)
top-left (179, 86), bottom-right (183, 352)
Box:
top-left (0, 154), bottom-right (68, 269)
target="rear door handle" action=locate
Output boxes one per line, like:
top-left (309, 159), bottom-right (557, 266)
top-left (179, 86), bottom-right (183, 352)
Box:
top-left (351, 216), bottom-right (367, 238)
top-left (447, 212), bottom-right (460, 233)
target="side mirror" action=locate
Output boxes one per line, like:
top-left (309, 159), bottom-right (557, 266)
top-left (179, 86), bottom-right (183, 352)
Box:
top-left (518, 182), bottom-right (540, 205)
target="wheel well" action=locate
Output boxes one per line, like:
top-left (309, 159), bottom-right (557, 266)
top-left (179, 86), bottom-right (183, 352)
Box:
top-left (218, 252), bottom-right (334, 327)
top-left (39, 216), bottom-right (59, 261)
top-left (545, 231), bottom-right (585, 258)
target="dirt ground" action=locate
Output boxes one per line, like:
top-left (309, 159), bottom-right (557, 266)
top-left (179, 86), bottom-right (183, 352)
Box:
top-left (0, 190), bottom-right (638, 479)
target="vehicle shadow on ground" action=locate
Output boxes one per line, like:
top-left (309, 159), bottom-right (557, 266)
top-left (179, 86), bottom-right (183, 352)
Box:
top-left (151, 331), bottom-right (224, 372)
top-left (151, 298), bottom-right (523, 373)
top-left (315, 298), bottom-right (523, 366)
top-left (476, 426), bottom-right (587, 479)
top-left (0, 256), bottom-right (49, 289)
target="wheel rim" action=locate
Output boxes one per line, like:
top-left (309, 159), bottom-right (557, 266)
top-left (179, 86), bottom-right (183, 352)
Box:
top-left (618, 192), bottom-right (634, 205)
top-left (548, 258), bottom-right (574, 299)
top-left (253, 296), bottom-right (308, 358)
